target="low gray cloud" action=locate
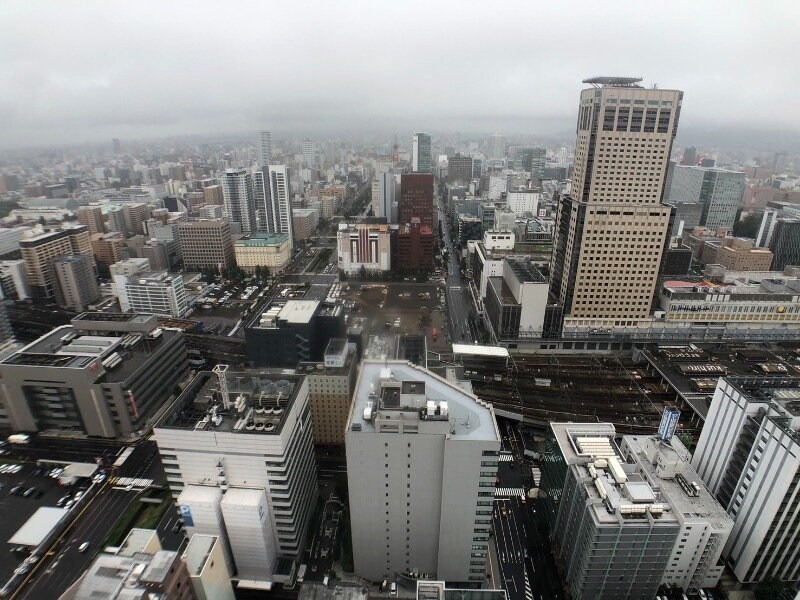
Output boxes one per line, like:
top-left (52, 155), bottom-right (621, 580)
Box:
top-left (0, 0), bottom-right (797, 148)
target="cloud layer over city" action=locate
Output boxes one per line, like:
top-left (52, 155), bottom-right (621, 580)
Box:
top-left (1, 0), bottom-right (798, 148)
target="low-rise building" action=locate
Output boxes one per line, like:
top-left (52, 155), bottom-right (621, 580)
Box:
top-left (116, 271), bottom-right (188, 317)
top-left (337, 222), bottom-right (391, 276)
top-left (291, 207), bottom-right (319, 241)
top-left (234, 232), bottom-right (291, 274)
top-left (0, 312), bottom-right (187, 438)
top-left (701, 237), bottom-right (773, 271)
top-left (484, 258), bottom-right (549, 341)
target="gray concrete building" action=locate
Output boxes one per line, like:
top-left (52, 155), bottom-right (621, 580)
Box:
top-left (667, 166), bottom-right (745, 230)
top-left (53, 255), bottom-right (99, 311)
top-left (540, 423), bottom-right (682, 599)
top-left (345, 360), bottom-right (501, 585)
top-left (0, 312), bottom-right (187, 438)
top-left (692, 377), bottom-right (800, 584)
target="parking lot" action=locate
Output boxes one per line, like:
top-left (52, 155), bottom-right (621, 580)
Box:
top-left (0, 459), bottom-right (89, 584)
top-left (342, 282), bottom-right (449, 350)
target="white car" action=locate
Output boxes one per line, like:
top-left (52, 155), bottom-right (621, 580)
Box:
top-left (0, 464), bottom-right (10, 473)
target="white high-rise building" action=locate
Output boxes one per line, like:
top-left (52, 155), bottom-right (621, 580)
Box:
top-left (487, 134), bottom-right (506, 160)
top-left (253, 165), bottom-right (293, 249)
top-left (301, 138), bottom-right (316, 167)
top-left (691, 377), bottom-right (800, 584)
top-left (221, 168), bottom-right (256, 236)
top-left (372, 170), bottom-right (396, 221)
top-left (153, 370), bottom-right (317, 583)
top-left (345, 360), bottom-right (500, 585)
top-left (412, 133), bottom-right (432, 173)
top-left (258, 131), bottom-right (272, 167)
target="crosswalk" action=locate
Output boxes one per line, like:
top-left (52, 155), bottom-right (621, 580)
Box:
top-left (499, 453), bottom-right (514, 462)
top-left (109, 476), bottom-right (153, 490)
top-left (524, 570), bottom-right (533, 600)
top-left (494, 487), bottom-right (525, 498)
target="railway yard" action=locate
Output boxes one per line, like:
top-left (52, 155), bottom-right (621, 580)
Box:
top-left (460, 353), bottom-right (701, 439)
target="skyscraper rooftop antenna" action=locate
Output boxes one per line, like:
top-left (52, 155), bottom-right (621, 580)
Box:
top-left (583, 76), bottom-right (644, 88)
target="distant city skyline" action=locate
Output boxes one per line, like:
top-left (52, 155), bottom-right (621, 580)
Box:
top-left (0, 1), bottom-right (798, 149)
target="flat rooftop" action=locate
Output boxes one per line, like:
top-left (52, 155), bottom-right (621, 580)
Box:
top-left (506, 257), bottom-right (546, 283)
top-left (641, 344), bottom-right (800, 419)
top-left (0, 324), bottom-right (177, 383)
top-left (183, 534), bottom-right (219, 577)
top-left (158, 370), bottom-right (301, 435)
top-left (550, 423), bottom-right (679, 526)
top-left (235, 232), bottom-right (289, 246)
top-left (348, 360), bottom-right (499, 441)
top-left (622, 435), bottom-right (731, 527)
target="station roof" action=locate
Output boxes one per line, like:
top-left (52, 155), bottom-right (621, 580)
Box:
top-left (452, 344), bottom-right (509, 359)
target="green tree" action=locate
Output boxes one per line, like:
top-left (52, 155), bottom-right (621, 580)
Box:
top-left (733, 212), bottom-right (761, 238)
top-left (358, 265), bottom-right (367, 280)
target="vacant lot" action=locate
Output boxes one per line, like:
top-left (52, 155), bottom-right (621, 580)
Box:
top-left (344, 282), bottom-right (448, 349)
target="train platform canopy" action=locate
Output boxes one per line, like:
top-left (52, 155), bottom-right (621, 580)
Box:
top-left (9, 507), bottom-right (68, 546)
top-left (452, 344), bottom-right (509, 359)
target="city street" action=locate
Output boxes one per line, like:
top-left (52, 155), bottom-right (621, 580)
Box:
top-left (493, 422), bottom-right (563, 600)
top-left (438, 199), bottom-right (477, 343)
top-left (13, 441), bottom-right (168, 600)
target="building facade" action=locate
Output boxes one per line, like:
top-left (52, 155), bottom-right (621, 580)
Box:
top-left (396, 220), bottom-right (434, 271)
top-left (400, 173), bottom-right (435, 228)
top-left (253, 165), bottom-right (293, 247)
top-left (549, 78), bottom-right (681, 331)
top-left (346, 360), bottom-right (501, 584)
top-left (153, 369), bottom-right (317, 580)
top-left (768, 218), bottom-right (800, 270)
top-left (221, 168), bottom-right (256, 236)
top-left (691, 377), bottom-right (800, 583)
top-left (53, 255), bottom-right (99, 311)
top-left (412, 133), bottom-right (432, 173)
top-left (291, 208), bottom-right (319, 241)
top-left (337, 222), bottom-right (391, 276)
top-left (117, 271), bottom-right (188, 317)
top-left (233, 233), bottom-right (291, 274)
top-left (177, 220), bottom-right (235, 270)
top-left (667, 166), bottom-right (745, 230)
top-left (0, 312), bottom-right (187, 438)
top-left (296, 338), bottom-right (357, 445)
top-left (20, 226), bottom-right (94, 301)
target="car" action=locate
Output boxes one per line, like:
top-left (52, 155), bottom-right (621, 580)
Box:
top-left (0, 464), bottom-right (9, 473)
top-left (9, 484), bottom-right (23, 495)
top-left (23, 487), bottom-right (36, 497)
top-left (74, 491), bottom-right (84, 500)
top-left (56, 495), bottom-right (69, 507)
top-left (65, 499), bottom-right (75, 509)
top-left (172, 522), bottom-right (182, 533)
top-left (78, 542), bottom-right (90, 553)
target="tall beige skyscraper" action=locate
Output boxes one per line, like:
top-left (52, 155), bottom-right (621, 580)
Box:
top-left (550, 77), bottom-right (682, 330)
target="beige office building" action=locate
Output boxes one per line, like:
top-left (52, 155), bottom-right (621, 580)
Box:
top-left (177, 220), bottom-right (235, 270)
top-left (233, 232), bottom-right (291, 274)
top-left (76, 204), bottom-right (106, 235)
top-left (550, 78), bottom-right (682, 329)
top-left (20, 225), bottom-right (94, 301)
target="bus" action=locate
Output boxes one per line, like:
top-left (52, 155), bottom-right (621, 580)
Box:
top-left (296, 564), bottom-right (307, 584)
top-left (7, 434), bottom-right (30, 445)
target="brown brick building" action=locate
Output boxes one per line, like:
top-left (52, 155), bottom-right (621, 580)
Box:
top-left (400, 173), bottom-right (435, 228)
top-left (396, 219), bottom-right (434, 270)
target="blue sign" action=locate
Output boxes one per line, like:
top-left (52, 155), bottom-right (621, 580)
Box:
top-left (179, 505), bottom-right (194, 527)
top-left (658, 408), bottom-right (681, 442)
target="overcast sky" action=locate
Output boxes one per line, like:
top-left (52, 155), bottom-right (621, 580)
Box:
top-left (1, 1), bottom-right (798, 149)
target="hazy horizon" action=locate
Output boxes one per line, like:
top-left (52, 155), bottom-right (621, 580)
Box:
top-left (1, 1), bottom-right (799, 152)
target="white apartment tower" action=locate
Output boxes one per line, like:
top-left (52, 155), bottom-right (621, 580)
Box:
top-left (691, 377), bottom-right (800, 584)
top-left (221, 168), bottom-right (256, 236)
top-left (549, 77), bottom-right (682, 331)
top-left (254, 165), bottom-right (294, 249)
top-left (412, 133), bottom-right (432, 173)
top-left (345, 360), bottom-right (501, 585)
top-left (373, 170), bottom-right (396, 221)
top-left (258, 131), bottom-right (272, 167)
top-left (153, 370), bottom-right (317, 582)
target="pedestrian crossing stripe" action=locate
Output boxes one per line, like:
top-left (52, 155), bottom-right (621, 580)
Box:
top-left (499, 453), bottom-right (513, 462)
top-left (109, 476), bottom-right (154, 489)
top-left (524, 571), bottom-right (533, 600)
top-left (494, 487), bottom-right (525, 498)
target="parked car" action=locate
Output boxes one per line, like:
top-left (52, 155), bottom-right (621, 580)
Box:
top-left (78, 542), bottom-right (90, 553)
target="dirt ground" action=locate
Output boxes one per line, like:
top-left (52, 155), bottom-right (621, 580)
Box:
top-left (345, 282), bottom-right (451, 351)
